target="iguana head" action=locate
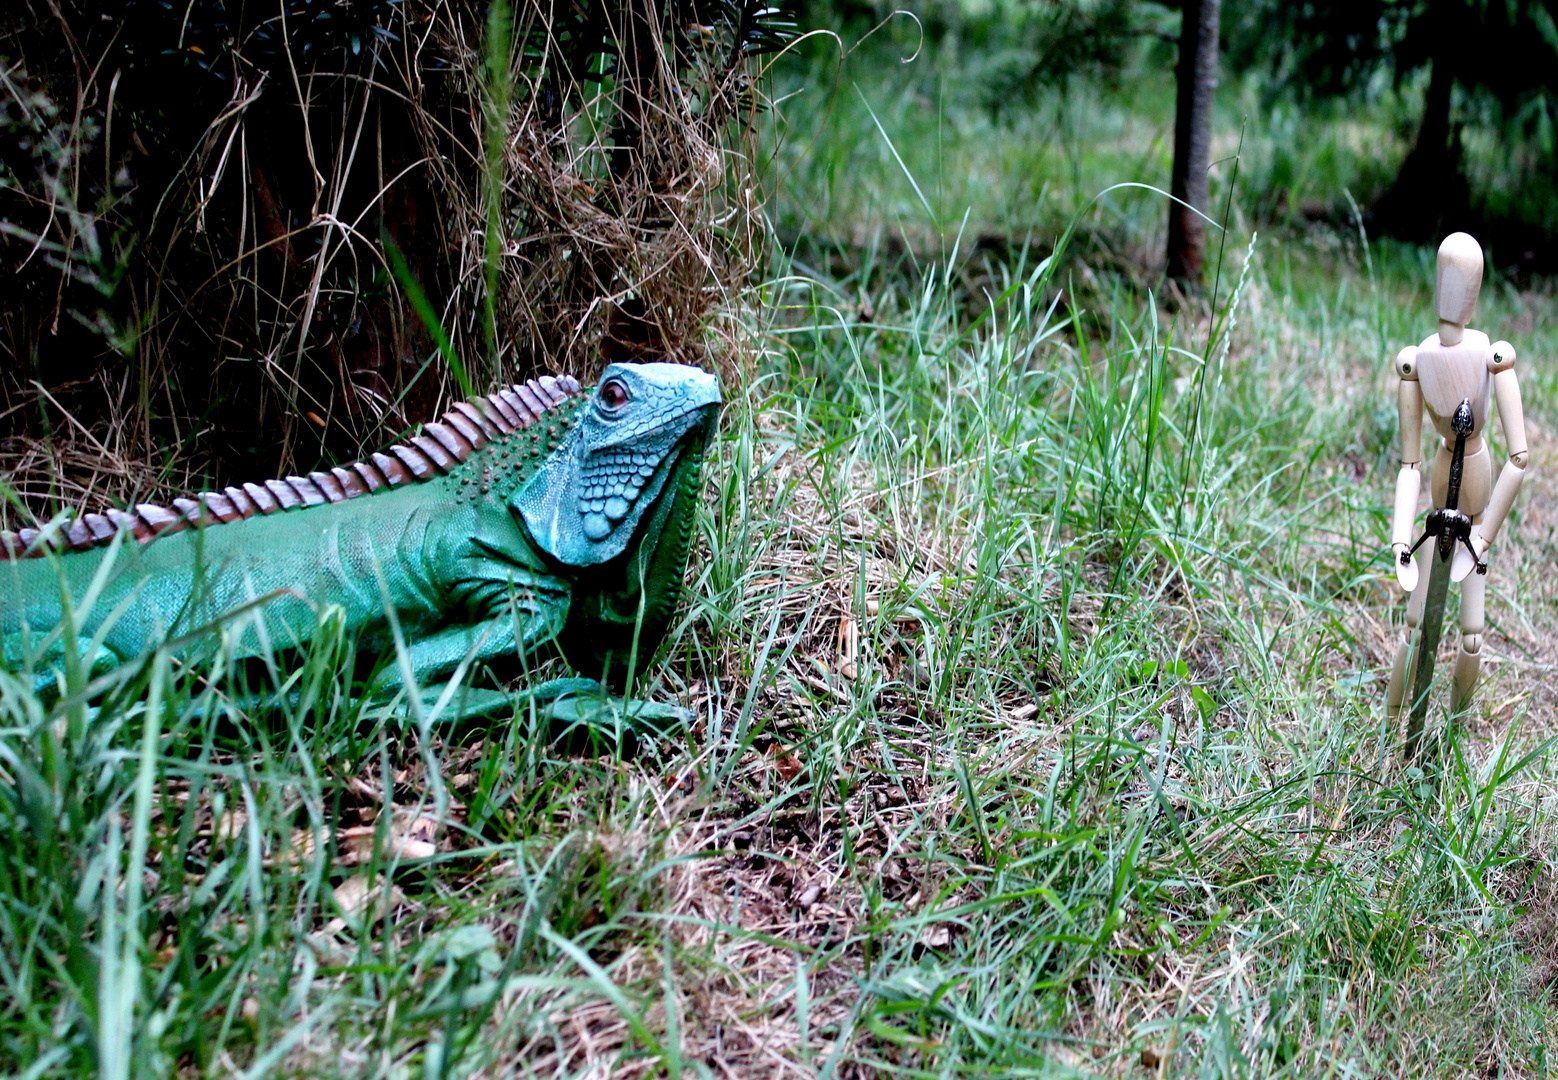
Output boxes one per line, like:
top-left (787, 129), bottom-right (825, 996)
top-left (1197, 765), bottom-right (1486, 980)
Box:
top-left (515, 362), bottom-right (721, 567)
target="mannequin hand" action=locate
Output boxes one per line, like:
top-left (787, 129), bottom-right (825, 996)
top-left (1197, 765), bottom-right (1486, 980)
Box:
top-left (1393, 543), bottom-right (1418, 593)
top-left (1451, 529), bottom-right (1489, 583)
top-left (1449, 529), bottom-right (1492, 583)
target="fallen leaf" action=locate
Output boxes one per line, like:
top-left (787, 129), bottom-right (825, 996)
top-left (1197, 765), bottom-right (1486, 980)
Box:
top-left (769, 744), bottom-right (804, 781)
top-left (837, 615), bottom-right (859, 680)
top-left (287, 828), bottom-right (319, 860)
top-left (339, 810), bottom-right (442, 864)
top-left (212, 810), bottom-right (247, 841)
top-left (332, 873), bottom-right (406, 926)
top-left (339, 826), bottom-right (376, 864)
top-left (795, 667), bottom-right (838, 698)
top-left (333, 874), bottom-right (374, 917)
top-left (920, 925), bottom-right (951, 948)
top-left (394, 814), bottom-right (440, 857)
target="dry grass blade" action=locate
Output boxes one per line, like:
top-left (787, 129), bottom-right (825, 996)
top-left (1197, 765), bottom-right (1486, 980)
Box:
top-left (0, 0), bottom-right (778, 529)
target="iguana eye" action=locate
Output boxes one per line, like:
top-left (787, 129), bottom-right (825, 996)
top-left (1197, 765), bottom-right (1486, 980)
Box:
top-left (599, 379), bottom-right (631, 410)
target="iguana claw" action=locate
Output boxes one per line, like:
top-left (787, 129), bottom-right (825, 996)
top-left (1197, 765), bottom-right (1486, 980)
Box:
top-left (526, 677), bottom-right (693, 736)
top-left (401, 676), bottom-right (691, 737)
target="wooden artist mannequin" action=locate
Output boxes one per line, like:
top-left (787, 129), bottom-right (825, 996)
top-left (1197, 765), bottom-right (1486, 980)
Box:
top-left (1386, 232), bottom-right (1528, 733)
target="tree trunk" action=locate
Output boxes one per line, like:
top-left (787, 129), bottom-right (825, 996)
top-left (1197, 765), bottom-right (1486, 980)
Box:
top-left (1166, 0), bottom-right (1220, 285)
top-left (1372, 51), bottom-right (1466, 241)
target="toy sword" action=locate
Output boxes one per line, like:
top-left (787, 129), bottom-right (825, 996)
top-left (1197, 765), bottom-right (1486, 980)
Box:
top-left (1399, 399), bottom-right (1486, 758)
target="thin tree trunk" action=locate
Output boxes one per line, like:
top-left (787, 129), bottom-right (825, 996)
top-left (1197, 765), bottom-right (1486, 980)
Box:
top-left (1166, 0), bottom-right (1220, 285)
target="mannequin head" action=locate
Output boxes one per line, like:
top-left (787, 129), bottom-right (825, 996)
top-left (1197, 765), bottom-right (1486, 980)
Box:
top-left (1435, 232), bottom-right (1484, 345)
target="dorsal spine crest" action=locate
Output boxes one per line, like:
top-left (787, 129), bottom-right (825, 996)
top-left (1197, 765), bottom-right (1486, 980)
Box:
top-left (0, 375), bottom-right (584, 560)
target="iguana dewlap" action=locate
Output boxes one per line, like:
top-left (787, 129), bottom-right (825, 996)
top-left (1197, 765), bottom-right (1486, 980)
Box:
top-left (0, 362), bottom-right (721, 703)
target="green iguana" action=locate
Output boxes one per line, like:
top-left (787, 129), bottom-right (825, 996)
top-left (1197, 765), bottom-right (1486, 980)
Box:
top-left (0, 362), bottom-right (721, 728)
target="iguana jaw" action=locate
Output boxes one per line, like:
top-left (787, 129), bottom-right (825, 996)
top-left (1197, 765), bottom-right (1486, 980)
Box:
top-left (514, 363), bottom-right (721, 568)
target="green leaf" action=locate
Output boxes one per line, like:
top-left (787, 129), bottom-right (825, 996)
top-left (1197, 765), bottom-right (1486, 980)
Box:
top-left (1190, 685), bottom-right (1216, 720)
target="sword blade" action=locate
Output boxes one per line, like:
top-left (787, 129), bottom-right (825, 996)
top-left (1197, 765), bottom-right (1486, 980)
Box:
top-left (1403, 550), bottom-right (1452, 760)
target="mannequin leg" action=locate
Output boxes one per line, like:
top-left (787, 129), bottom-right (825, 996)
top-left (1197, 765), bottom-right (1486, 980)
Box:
top-left (1451, 562), bottom-right (1487, 718)
top-left (1386, 553), bottom-right (1431, 729)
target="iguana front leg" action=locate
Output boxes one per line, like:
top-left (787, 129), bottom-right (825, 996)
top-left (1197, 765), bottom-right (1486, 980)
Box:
top-left (381, 568), bottom-right (572, 692)
top-left (370, 559), bottom-right (685, 730)
top-left (524, 677), bottom-right (692, 734)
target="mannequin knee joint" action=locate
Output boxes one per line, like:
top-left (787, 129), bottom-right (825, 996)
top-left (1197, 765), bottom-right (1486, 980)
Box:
top-left (1460, 633), bottom-right (1483, 656)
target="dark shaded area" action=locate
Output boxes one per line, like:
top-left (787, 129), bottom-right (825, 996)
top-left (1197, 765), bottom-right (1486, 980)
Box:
top-left (1223, 0), bottom-right (1558, 260)
top-left (0, 0), bottom-right (445, 482)
top-left (0, 0), bottom-right (790, 523)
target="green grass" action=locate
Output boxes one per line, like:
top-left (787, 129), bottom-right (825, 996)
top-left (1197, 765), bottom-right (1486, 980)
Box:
top-left (4, 20), bottom-right (1558, 1080)
top-left (762, 14), bottom-right (1427, 264)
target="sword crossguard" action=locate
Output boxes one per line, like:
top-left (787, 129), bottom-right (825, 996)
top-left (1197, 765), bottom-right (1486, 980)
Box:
top-left (1403, 505), bottom-right (1487, 575)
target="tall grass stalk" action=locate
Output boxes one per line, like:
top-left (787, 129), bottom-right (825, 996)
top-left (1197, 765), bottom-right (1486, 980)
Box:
top-left (482, 0), bottom-right (514, 378)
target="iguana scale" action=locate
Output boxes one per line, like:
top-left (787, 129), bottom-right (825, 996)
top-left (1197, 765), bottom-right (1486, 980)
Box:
top-left (0, 362), bottom-right (720, 724)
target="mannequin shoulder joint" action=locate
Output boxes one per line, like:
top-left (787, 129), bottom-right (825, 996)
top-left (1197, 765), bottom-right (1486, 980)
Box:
top-left (1394, 346), bottom-right (1420, 380)
top-left (1488, 340), bottom-right (1517, 373)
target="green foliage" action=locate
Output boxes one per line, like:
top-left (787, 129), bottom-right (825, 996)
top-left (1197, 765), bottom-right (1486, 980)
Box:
top-left (1224, 0), bottom-right (1558, 245)
top-left (1224, 0), bottom-right (1558, 112)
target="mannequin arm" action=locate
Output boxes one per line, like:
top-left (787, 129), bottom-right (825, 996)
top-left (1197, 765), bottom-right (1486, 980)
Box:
top-left (1391, 462), bottom-right (1421, 548)
top-left (1473, 348), bottom-right (1527, 552)
top-left (1391, 348), bottom-right (1424, 590)
top-left (1396, 347), bottom-right (1424, 468)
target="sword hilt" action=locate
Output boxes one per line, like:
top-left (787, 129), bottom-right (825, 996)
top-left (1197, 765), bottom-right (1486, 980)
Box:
top-left (1402, 397), bottom-right (1484, 572)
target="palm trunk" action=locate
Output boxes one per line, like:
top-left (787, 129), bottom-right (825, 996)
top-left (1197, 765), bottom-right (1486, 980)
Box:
top-left (1166, 0), bottom-right (1220, 285)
